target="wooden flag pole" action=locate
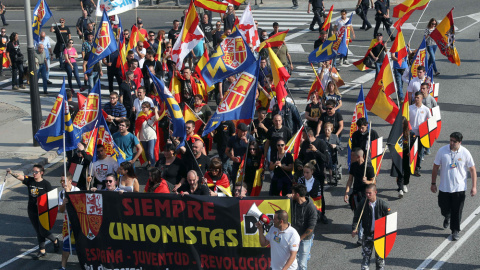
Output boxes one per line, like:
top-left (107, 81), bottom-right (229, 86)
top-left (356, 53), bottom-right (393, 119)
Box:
top-left (363, 121), bottom-right (372, 178)
top-left (408, 0), bottom-right (432, 44)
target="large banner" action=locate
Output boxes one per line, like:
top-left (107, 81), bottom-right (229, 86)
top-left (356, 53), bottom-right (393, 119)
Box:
top-left (96, 0), bottom-right (139, 16)
top-left (66, 192), bottom-right (290, 270)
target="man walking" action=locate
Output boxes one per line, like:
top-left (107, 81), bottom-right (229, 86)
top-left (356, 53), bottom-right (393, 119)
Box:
top-left (291, 184), bottom-right (317, 270)
top-left (256, 210), bottom-right (300, 270)
top-left (431, 132), bottom-right (476, 241)
top-left (352, 184), bottom-right (391, 270)
top-left (409, 92), bottom-right (431, 176)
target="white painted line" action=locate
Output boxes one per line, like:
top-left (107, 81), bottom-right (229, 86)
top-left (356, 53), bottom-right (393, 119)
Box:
top-left (0, 234), bottom-right (61, 269)
top-left (285, 28), bottom-right (310, 42)
top-left (340, 83), bottom-right (360, 95)
top-left (352, 71), bottom-right (375, 84)
top-left (457, 20), bottom-right (480, 33)
top-left (416, 205), bottom-right (480, 270)
top-left (430, 217), bottom-right (480, 270)
top-left (286, 43), bottom-right (305, 52)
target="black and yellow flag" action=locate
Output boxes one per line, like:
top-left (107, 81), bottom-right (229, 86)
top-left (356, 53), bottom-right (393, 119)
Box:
top-left (387, 111), bottom-right (404, 175)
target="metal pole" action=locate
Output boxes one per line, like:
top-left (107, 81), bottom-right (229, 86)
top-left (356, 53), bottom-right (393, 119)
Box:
top-left (25, 0), bottom-right (42, 147)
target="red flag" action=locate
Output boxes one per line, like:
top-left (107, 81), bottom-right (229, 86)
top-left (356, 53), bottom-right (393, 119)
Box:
top-left (371, 137), bottom-right (384, 176)
top-left (374, 212), bottom-right (397, 259)
top-left (77, 93), bottom-right (87, 108)
top-left (418, 117), bottom-right (437, 148)
top-left (429, 8), bottom-right (460, 66)
top-left (390, 27), bottom-right (407, 65)
top-left (409, 137), bottom-right (418, 174)
top-left (37, 189), bottom-right (59, 231)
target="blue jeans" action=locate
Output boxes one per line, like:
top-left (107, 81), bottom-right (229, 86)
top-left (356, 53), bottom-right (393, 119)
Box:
top-left (45, 58), bottom-right (50, 80)
top-left (141, 139), bottom-right (157, 165)
top-left (427, 45), bottom-right (438, 73)
top-left (375, 62), bottom-right (382, 78)
top-left (88, 71), bottom-right (100, 90)
top-left (37, 64), bottom-right (48, 93)
top-left (11, 61), bottom-right (24, 87)
top-left (393, 68), bottom-right (405, 100)
top-left (297, 234), bottom-right (314, 270)
top-left (65, 62), bottom-right (82, 90)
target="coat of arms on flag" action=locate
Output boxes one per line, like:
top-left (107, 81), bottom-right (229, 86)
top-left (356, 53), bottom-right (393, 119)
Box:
top-left (68, 193), bottom-right (103, 240)
top-left (37, 188), bottom-right (59, 231)
top-left (222, 36), bottom-right (248, 69)
top-left (218, 72), bottom-right (255, 113)
top-left (93, 21), bottom-right (111, 55)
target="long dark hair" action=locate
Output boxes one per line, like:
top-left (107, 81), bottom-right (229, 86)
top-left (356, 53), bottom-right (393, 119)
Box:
top-left (147, 167), bottom-right (163, 192)
top-left (427, 18), bottom-right (437, 29)
top-left (248, 140), bottom-right (261, 157)
top-left (120, 161), bottom-right (136, 178)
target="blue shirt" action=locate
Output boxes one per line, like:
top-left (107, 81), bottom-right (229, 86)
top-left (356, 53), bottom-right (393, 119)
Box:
top-left (393, 52), bottom-right (408, 69)
top-left (113, 132), bottom-right (139, 160)
top-left (103, 102), bottom-right (127, 118)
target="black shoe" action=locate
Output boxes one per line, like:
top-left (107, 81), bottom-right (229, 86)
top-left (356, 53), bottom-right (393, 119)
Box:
top-left (356, 240), bottom-right (362, 246)
top-left (359, 27), bottom-right (365, 30)
top-left (413, 169), bottom-right (421, 177)
top-left (35, 251), bottom-right (46, 259)
top-left (443, 217), bottom-right (450, 229)
top-left (365, 26), bottom-right (372, 31)
top-left (309, 27), bottom-right (315, 31)
top-left (47, 80), bottom-right (53, 85)
top-left (452, 231), bottom-right (460, 241)
top-left (53, 238), bottom-right (60, 252)
top-left (3, 23), bottom-right (8, 26)
top-left (320, 214), bottom-right (328, 224)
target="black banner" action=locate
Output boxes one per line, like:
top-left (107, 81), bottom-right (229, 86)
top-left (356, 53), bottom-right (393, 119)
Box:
top-left (66, 192), bottom-right (291, 270)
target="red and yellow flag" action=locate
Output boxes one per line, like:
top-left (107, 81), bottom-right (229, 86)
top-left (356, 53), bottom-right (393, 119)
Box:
top-left (393, 0), bottom-right (430, 28)
top-left (183, 104), bottom-right (203, 133)
top-left (307, 76), bottom-right (324, 101)
top-left (194, 0), bottom-right (228, 13)
top-left (321, 5), bottom-right (334, 31)
top-left (312, 196), bottom-right (322, 212)
top-left (257, 30), bottom-right (289, 52)
top-left (267, 44), bottom-right (290, 110)
top-left (250, 156), bottom-right (265, 197)
top-left (401, 93), bottom-right (412, 130)
top-left (390, 27), bottom-right (407, 65)
top-left (127, 25), bottom-right (150, 52)
top-left (154, 40), bottom-right (162, 61)
top-left (419, 117), bottom-right (437, 148)
top-left (353, 38), bottom-right (382, 71)
top-left (37, 189), bottom-right (59, 231)
top-left (1, 49), bottom-right (9, 68)
top-left (430, 8), bottom-right (460, 66)
top-left (365, 56), bottom-right (399, 124)
top-left (371, 137), bottom-right (384, 176)
top-left (169, 75), bottom-right (182, 104)
top-left (285, 126), bottom-right (304, 160)
top-left (374, 212), bottom-right (397, 259)
top-left (409, 137), bottom-right (418, 174)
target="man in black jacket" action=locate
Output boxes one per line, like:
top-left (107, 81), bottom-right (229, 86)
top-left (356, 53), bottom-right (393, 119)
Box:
top-left (351, 117), bottom-right (379, 155)
top-left (291, 184), bottom-right (317, 270)
top-left (352, 184), bottom-right (391, 270)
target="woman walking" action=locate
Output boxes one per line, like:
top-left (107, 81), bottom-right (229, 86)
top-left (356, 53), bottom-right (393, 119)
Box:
top-left (64, 39), bottom-right (82, 91)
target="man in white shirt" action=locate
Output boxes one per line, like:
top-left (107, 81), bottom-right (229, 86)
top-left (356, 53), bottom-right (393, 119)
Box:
top-left (256, 210), bottom-right (300, 270)
top-left (133, 86), bottom-right (154, 118)
top-left (88, 144), bottom-right (119, 189)
top-left (431, 132), bottom-right (477, 241)
top-left (35, 32), bottom-right (53, 84)
top-left (409, 91), bottom-right (431, 176)
top-left (134, 40), bottom-right (146, 68)
top-left (406, 65), bottom-right (429, 104)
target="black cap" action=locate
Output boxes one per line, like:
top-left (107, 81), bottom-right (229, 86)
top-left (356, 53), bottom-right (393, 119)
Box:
top-left (237, 123), bottom-right (248, 131)
top-left (376, 32), bottom-right (383, 36)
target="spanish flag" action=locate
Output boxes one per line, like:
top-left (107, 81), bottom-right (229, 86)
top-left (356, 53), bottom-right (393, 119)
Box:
top-left (127, 25), bottom-right (150, 52)
top-left (390, 27), bottom-right (407, 65)
top-left (1, 49), bottom-right (9, 68)
top-left (267, 44), bottom-right (290, 110)
top-left (312, 196), bottom-right (323, 212)
top-left (353, 38), bottom-right (382, 71)
top-left (194, 48), bottom-right (212, 92)
top-left (307, 76), bottom-right (324, 101)
top-left (321, 5), bottom-right (334, 32)
top-left (365, 56), bottom-right (399, 124)
top-left (250, 156), bottom-right (265, 197)
top-left (225, 0), bottom-right (246, 7)
top-left (285, 126), bottom-right (304, 160)
top-left (169, 75), bottom-right (182, 104)
top-left (194, 0), bottom-right (228, 13)
top-left (37, 188), bottom-right (59, 231)
top-left (430, 8), bottom-right (460, 66)
top-left (393, 0), bottom-right (430, 28)
top-left (401, 93), bottom-right (412, 130)
top-left (183, 104), bottom-right (203, 133)
top-left (154, 39), bottom-right (162, 61)
top-left (257, 30), bottom-right (289, 52)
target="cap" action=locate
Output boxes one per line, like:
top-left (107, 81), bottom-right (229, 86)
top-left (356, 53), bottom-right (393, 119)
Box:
top-left (376, 32), bottom-right (383, 36)
top-left (237, 123), bottom-right (248, 131)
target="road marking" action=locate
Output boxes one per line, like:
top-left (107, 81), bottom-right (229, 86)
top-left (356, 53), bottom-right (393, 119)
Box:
top-left (340, 83), bottom-right (360, 95)
top-left (0, 234), bottom-right (61, 269)
top-left (416, 204), bottom-right (480, 270)
top-left (285, 28), bottom-right (311, 41)
top-left (286, 43), bottom-right (305, 52)
top-left (352, 71), bottom-right (376, 84)
top-left (430, 217), bottom-right (480, 269)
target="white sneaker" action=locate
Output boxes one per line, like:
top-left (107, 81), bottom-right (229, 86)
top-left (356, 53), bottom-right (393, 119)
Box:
top-left (398, 190), bottom-right (404, 198)
top-left (343, 59), bottom-right (349, 65)
top-left (403, 185), bottom-right (408, 193)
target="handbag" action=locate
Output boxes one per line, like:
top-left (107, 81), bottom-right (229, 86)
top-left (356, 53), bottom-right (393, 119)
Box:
top-left (355, 6), bottom-right (363, 15)
top-left (363, 55), bottom-right (376, 69)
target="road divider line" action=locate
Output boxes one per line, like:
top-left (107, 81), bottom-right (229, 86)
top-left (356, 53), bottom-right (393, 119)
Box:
top-left (416, 204), bottom-right (480, 270)
top-left (430, 217), bottom-right (480, 269)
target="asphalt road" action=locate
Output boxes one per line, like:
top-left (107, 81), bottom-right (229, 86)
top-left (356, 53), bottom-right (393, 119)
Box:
top-left (1, 1), bottom-right (480, 269)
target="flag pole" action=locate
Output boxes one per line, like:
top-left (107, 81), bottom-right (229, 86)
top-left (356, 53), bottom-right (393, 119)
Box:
top-left (363, 121), bottom-right (372, 178)
top-left (66, 210), bottom-right (73, 255)
top-left (84, 119), bottom-right (99, 190)
top-left (408, 0), bottom-right (432, 44)
top-left (0, 171), bottom-right (7, 200)
top-left (63, 135), bottom-right (68, 183)
top-left (388, 54), bottom-right (401, 107)
top-left (184, 103), bottom-right (207, 125)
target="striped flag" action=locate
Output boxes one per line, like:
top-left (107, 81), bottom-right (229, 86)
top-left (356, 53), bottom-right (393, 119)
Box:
top-left (37, 188), bottom-right (58, 231)
top-left (430, 8), bottom-right (460, 66)
top-left (194, 0), bottom-right (228, 13)
top-left (347, 86), bottom-right (368, 169)
top-left (321, 5), bottom-right (334, 31)
top-left (409, 137), bottom-right (418, 174)
top-left (312, 196), bottom-right (322, 212)
top-left (267, 44), bottom-right (290, 110)
top-left (390, 27), bottom-right (407, 65)
top-left (307, 76), bottom-right (324, 101)
top-left (353, 38), bottom-right (382, 71)
top-left (431, 106), bottom-right (441, 140)
top-left (250, 156), bottom-right (265, 197)
top-left (393, 0), bottom-right (430, 28)
top-left (285, 126), bottom-right (304, 160)
top-left (371, 137), bottom-right (383, 176)
top-left (257, 30), bottom-right (289, 52)
top-left (401, 93), bottom-right (412, 130)
top-left (183, 104), bottom-right (203, 133)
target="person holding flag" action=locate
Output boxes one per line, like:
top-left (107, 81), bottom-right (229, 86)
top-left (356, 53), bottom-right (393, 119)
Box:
top-left (269, 138), bottom-right (294, 196)
top-left (333, 10), bottom-right (355, 66)
top-left (409, 92), bottom-right (431, 176)
top-left (424, 18), bottom-right (440, 75)
top-left (351, 118), bottom-right (379, 154)
top-left (389, 117), bottom-right (414, 198)
top-left (58, 173), bottom-right (80, 270)
top-left (7, 165), bottom-right (60, 258)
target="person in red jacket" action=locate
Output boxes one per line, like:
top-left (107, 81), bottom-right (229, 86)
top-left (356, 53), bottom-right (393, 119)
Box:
top-left (144, 167), bottom-right (170, 193)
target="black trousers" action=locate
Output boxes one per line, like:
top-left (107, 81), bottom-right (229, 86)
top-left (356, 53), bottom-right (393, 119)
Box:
top-left (359, 5), bottom-right (372, 28)
top-left (438, 191), bottom-right (465, 233)
top-left (107, 66), bottom-right (123, 93)
top-left (28, 209), bottom-right (56, 250)
top-left (373, 17), bottom-right (392, 38)
top-left (310, 8), bottom-right (323, 30)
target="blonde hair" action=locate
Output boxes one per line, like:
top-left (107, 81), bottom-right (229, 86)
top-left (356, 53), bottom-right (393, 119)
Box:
top-left (323, 122), bottom-right (333, 130)
top-left (303, 160), bottom-right (317, 172)
top-left (326, 81), bottom-right (341, 96)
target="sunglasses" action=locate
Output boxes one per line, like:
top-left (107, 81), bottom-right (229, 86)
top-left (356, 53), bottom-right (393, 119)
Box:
top-left (249, 148), bottom-right (256, 151)
top-left (277, 144), bottom-right (285, 147)
top-left (167, 46), bottom-right (172, 48)
top-left (106, 180), bottom-right (114, 183)
top-left (326, 108), bottom-right (333, 111)
top-left (68, 42), bottom-right (74, 44)
top-left (33, 171), bottom-right (41, 174)
top-left (149, 35), bottom-right (155, 37)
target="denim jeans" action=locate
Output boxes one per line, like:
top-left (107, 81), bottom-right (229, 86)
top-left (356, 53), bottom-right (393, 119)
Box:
top-left (393, 68), bottom-right (405, 100)
top-left (141, 139), bottom-right (157, 165)
top-left (297, 234), bottom-right (314, 270)
top-left (11, 61), bottom-right (24, 87)
top-left (427, 45), bottom-right (438, 73)
top-left (375, 62), bottom-right (382, 78)
top-left (88, 71), bottom-right (100, 90)
top-left (65, 62), bottom-right (82, 90)
top-left (37, 64), bottom-right (48, 93)
top-left (46, 58), bottom-right (50, 80)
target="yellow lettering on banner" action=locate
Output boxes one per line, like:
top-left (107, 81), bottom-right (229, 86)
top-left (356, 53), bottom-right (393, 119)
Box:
top-left (210, 229), bottom-right (224, 248)
top-left (316, 42), bottom-right (334, 57)
top-left (109, 222), bottom-right (123, 240)
top-left (146, 224), bottom-right (161, 243)
top-left (197, 227), bottom-right (210, 245)
top-left (226, 229), bottom-right (238, 247)
top-left (185, 226), bottom-right (197, 244)
top-left (161, 225), bottom-right (178, 243)
top-left (123, 223), bottom-right (138, 241)
top-left (206, 59), bottom-right (227, 78)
